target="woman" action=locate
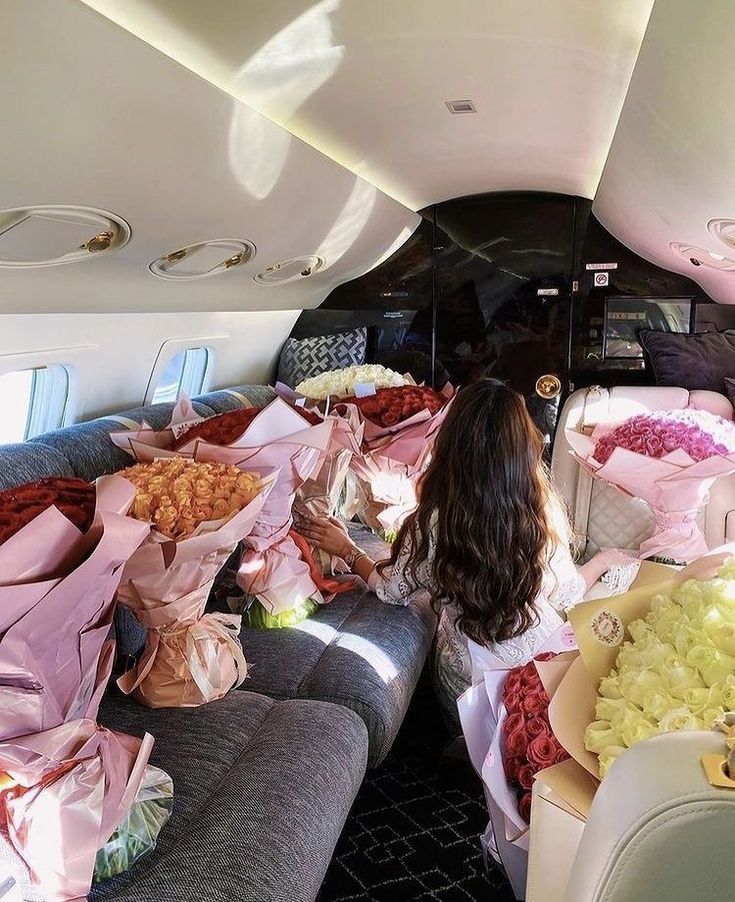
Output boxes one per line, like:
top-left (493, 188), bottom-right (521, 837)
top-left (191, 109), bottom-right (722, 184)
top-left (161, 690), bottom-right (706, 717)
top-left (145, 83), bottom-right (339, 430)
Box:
top-left (300, 379), bottom-right (632, 727)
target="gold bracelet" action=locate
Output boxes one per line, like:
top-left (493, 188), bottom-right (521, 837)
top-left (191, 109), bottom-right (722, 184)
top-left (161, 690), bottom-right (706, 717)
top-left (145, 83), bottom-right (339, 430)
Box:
top-left (344, 548), bottom-right (367, 569)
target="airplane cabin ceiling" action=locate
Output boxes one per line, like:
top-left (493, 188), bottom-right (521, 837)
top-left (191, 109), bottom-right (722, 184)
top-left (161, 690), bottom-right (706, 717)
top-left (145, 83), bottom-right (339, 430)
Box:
top-left (593, 0), bottom-right (735, 304)
top-left (79, 0), bottom-right (655, 211)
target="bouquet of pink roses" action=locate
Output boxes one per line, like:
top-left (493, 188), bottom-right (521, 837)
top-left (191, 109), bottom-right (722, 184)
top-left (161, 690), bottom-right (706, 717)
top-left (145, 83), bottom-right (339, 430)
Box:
top-left (566, 408), bottom-right (735, 561)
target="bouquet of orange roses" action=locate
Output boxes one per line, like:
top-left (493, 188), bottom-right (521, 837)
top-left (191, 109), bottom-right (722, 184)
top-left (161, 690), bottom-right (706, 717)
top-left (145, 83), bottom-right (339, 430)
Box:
top-left (116, 458), bottom-right (271, 708)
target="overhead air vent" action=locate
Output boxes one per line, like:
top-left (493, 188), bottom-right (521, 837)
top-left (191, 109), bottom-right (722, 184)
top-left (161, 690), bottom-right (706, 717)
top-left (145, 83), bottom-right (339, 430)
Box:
top-left (669, 242), bottom-right (735, 271)
top-left (149, 239), bottom-right (256, 281)
top-left (707, 218), bottom-right (735, 252)
top-left (0, 205), bottom-right (130, 268)
top-left (445, 99), bottom-right (477, 114)
top-left (253, 255), bottom-right (326, 286)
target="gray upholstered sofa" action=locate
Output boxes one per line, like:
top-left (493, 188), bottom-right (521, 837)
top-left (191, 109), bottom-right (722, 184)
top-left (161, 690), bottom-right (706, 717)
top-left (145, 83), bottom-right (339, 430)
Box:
top-left (0, 385), bottom-right (435, 902)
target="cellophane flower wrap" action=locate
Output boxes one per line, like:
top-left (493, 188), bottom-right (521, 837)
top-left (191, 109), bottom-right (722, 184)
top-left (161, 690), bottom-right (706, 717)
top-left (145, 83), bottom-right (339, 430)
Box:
top-left (566, 408), bottom-right (735, 561)
top-left (456, 627), bottom-right (578, 900)
top-left (0, 475), bottom-right (152, 901)
top-left (116, 459), bottom-right (271, 708)
top-left (294, 364), bottom-right (405, 401)
top-left (111, 397), bottom-right (336, 623)
top-left (344, 385), bottom-right (455, 535)
top-left (584, 559), bottom-right (735, 777)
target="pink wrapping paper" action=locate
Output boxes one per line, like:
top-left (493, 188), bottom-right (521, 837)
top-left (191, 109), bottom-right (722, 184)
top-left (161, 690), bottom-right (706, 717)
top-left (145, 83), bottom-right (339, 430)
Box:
top-left (117, 478), bottom-right (273, 707)
top-left (457, 627), bottom-right (577, 900)
top-left (0, 476), bottom-right (151, 901)
top-left (346, 393), bottom-right (454, 534)
top-left (566, 425), bottom-right (735, 561)
top-left (112, 397), bottom-right (336, 616)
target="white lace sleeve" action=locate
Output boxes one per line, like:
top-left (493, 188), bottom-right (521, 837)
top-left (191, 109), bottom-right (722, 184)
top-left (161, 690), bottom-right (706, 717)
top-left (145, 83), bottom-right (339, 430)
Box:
top-left (546, 542), bottom-right (586, 612)
top-left (367, 533), bottom-right (433, 606)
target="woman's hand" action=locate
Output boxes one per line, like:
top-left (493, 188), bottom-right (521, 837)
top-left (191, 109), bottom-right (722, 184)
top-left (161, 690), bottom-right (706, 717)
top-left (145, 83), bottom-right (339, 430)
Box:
top-left (578, 548), bottom-right (639, 590)
top-left (297, 513), bottom-right (357, 559)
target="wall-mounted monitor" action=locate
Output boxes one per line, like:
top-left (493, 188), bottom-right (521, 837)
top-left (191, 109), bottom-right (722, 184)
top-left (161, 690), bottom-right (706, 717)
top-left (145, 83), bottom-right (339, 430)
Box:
top-left (603, 297), bottom-right (694, 362)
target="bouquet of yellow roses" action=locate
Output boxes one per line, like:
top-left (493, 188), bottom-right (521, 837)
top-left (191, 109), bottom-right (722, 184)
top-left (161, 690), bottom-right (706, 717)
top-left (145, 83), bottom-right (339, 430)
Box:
top-left (116, 459), bottom-right (272, 708)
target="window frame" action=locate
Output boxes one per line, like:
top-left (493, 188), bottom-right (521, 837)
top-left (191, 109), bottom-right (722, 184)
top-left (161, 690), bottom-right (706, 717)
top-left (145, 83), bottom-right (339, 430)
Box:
top-left (144, 336), bottom-right (225, 406)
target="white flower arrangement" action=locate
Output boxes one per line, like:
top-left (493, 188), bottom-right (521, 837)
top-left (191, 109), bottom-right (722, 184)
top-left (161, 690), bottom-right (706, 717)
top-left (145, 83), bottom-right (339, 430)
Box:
top-left (586, 560), bottom-right (735, 776)
top-left (295, 365), bottom-right (405, 401)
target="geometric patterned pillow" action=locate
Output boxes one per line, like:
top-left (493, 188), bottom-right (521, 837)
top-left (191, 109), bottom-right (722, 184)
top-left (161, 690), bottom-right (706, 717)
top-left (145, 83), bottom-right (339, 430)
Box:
top-left (277, 328), bottom-right (368, 388)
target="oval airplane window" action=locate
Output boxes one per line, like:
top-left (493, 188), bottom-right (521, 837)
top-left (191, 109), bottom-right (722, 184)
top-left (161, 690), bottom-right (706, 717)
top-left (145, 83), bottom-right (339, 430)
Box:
top-left (253, 255), bottom-right (326, 286)
top-left (0, 365), bottom-right (70, 442)
top-left (149, 239), bottom-right (255, 281)
top-left (0, 205), bottom-right (130, 267)
top-left (150, 347), bottom-right (211, 405)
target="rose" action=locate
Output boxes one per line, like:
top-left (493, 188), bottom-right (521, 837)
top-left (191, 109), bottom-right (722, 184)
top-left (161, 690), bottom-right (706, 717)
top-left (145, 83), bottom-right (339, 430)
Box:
top-left (524, 716), bottom-right (552, 740)
top-left (585, 721), bottom-right (622, 756)
top-left (503, 755), bottom-right (522, 782)
top-left (526, 735), bottom-right (560, 770)
top-left (503, 712), bottom-right (526, 737)
top-left (598, 747), bottom-right (626, 778)
top-left (686, 646), bottom-right (735, 688)
top-left (521, 689), bottom-right (550, 717)
top-left (642, 689), bottom-right (679, 722)
top-left (504, 670), bottom-right (524, 698)
top-left (517, 764), bottom-right (536, 791)
top-left (658, 707), bottom-right (704, 734)
top-left (518, 791), bottom-right (532, 824)
top-left (618, 669), bottom-right (666, 707)
top-left (505, 728), bottom-right (529, 758)
top-left (0, 477), bottom-right (96, 546)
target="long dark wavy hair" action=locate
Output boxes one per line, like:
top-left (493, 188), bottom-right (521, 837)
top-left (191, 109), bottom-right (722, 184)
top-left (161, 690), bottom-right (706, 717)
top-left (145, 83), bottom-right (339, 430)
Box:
top-left (380, 379), bottom-right (565, 647)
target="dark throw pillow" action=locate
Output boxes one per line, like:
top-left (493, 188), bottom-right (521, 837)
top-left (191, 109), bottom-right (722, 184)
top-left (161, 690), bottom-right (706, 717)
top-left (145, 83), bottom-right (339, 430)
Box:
top-left (277, 328), bottom-right (368, 388)
top-left (639, 329), bottom-right (735, 393)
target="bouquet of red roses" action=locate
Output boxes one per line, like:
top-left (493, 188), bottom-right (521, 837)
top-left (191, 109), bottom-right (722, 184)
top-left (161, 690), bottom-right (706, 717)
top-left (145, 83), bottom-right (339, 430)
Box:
top-left (341, 385), bottom-right (448, 438)
top-left (501, 655), bottom-right (570, 823)
top-left (0, 475), bottom-right (152, 901)
top-left (345, 386), bottom-right (454, 535)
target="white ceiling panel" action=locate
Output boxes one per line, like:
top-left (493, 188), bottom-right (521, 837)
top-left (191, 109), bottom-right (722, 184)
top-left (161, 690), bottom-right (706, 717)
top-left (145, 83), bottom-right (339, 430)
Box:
top-left (80, 0), bottom-right (654, 210)
top-left (0, 0), bottom-right (418, 314)
top-left (593, 0), bottom-right (735, 303)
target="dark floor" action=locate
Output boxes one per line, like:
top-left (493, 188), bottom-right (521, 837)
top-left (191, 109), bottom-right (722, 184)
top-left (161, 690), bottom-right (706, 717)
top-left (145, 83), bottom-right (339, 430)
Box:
top-left (318, 677), bottom-right (516, 902)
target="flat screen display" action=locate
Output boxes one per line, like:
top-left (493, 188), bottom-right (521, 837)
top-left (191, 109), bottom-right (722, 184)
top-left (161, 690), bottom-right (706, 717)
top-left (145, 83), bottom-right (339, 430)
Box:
top-left (603, 297), bottom-right (693, 361)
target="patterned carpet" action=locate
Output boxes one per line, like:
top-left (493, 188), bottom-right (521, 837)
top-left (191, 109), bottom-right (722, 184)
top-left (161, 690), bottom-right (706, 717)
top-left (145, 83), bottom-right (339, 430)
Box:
top-left (319, 678), bottom-right (515, 902)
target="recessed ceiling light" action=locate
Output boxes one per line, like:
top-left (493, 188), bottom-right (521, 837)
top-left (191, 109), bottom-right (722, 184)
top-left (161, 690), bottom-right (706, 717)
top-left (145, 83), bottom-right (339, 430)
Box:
top-left (254, 255), bottom-right (325, 286)
top-left (708, 218), bottom-right (735, 251)
top-left (0, 205), bottom-right (130, 268)
top-left (670, 242), bottom-right (735, 271)
top-left (445, 99), bottom-right (477, 114)
top-left (149, 238), bottom-right (255, 281)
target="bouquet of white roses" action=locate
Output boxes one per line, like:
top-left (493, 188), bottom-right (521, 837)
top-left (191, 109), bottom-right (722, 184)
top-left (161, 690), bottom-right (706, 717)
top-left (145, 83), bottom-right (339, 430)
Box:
top-left (584, 560), bottom-right (735, 775)
top-left (295, 364), bottom-right (405, 401)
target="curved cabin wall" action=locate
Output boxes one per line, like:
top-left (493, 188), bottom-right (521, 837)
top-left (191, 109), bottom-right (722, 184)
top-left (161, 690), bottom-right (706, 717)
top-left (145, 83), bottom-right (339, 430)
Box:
top-left (292, 192), bottom-right (717, 442)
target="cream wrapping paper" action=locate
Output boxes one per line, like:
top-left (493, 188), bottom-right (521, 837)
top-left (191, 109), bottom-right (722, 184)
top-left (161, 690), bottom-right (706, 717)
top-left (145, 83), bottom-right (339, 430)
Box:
top-left (116, 477), bottom-right (274, 707)
top-left (0, 476), bottom-right (151, 901)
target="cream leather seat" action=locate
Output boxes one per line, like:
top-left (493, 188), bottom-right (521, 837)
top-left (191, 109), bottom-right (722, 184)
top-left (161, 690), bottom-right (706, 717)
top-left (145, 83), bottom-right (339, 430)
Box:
top-left (563, 731), bottom-right (734, 902)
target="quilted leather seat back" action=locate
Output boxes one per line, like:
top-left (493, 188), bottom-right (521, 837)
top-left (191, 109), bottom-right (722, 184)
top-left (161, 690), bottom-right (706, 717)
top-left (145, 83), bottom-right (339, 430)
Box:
top-left (552, 386), bottom-right (735, 557)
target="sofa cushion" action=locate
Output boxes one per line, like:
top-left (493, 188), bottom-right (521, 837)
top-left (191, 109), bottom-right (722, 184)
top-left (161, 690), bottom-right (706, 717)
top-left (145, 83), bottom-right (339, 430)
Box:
top-left (0, 441), bottom-right (74, 489)
top-left (639, 328), bottom-right (735, 392)
top-left (277, 329), bottom-right (367, 389)
top-left (92, 690), bottom-right (367, 902)
top-left (239, 588), bottom-right (436, 767)
top-left (29, 402), bottom-right (215, 482)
